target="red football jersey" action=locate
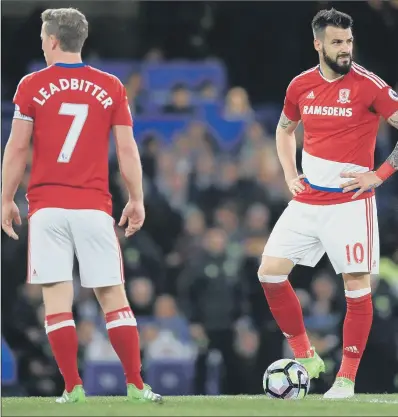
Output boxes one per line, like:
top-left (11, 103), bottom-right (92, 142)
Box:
top-left (282, 62), bottom-right (398, 205)
top-left (13, 63), bottom-right (132, 216)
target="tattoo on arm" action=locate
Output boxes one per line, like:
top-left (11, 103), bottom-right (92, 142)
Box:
top-left (278, 112), bottom-right (293, 129)
top-left (385, 111), bottom-right (398, 169)
top-left (386, 141), bottom-right (398, 169)
top-left (387, 110), bottom-right (398, 128)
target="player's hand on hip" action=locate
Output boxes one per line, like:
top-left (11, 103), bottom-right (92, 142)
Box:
top-left (340, 171), bottom-right (383, 199)
top-left (118, 200), bottom-right (145, 238)
top-left (1, 201), bottom-right (22, 240)
top-left (286, 174), bottom-right (306, 196)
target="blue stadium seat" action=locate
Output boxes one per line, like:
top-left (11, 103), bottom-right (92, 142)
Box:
top-left (1, 337), bottom-right (17, 385)
top-left (133, 115), bottom-right (245, 149)
top-left (142, 60), bottom-right (226, 93)
top-left (133, 116), bottom-right (189, 144)
top-left (83, 361), bottom-right (126, 396)
top-left (145, 359), bottom-right (195, 396)
top-left (27, 59), bottom-right (227, 94)
top-left (28, 60), bottom-right (142, 83)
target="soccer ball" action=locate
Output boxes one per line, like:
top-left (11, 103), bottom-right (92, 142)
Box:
top-left (263, 359), bottom-right (310, 399)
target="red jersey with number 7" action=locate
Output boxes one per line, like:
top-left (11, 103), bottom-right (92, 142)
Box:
top-left (12, 62), bottom-right (133, 217)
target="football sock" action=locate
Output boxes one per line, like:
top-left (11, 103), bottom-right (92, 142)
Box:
top-left (259, 275), bottom-right (313, 358)
top-left (105, 306), bottom-right (144, 389)
top-left (45, 312), bottom-right (83, 393)
top-left (337, 289), bottom-right (373, 382)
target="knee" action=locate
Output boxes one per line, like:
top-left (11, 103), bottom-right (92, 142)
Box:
top-left (257, 256), bottom-right (293, 282)
top-left (95, 284), bottom-right (129, 314)
top-left (343, 272), bottom-right (371, 292)
top-left (42, 282), bottom-right (74, 315)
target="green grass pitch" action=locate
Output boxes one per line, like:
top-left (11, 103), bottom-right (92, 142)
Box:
top-left (2, 394), bottom-right (398, 416)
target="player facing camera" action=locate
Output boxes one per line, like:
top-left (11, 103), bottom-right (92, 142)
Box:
top-left (312, 8), bottom-right (353, 76)
top-left (258, 6), bottom-right (398, 401)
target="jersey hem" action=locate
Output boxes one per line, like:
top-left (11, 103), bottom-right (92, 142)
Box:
top-left (27, 186), bottom-right (113, 218)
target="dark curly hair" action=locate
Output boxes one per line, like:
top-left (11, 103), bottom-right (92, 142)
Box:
top-left (312, 8), bottom-right (353, 39)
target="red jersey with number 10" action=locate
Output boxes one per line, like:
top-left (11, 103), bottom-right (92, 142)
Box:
top-left (282, 62), bottom-right (398, 205)
top-left (13, 63), bottom-right (132, 217)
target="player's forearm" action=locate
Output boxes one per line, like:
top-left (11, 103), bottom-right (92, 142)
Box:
top-left (1, 144), bottom-right (28, 202)
top-left (377, 111), bottom-right (398, 180)
top-left (375, 142), bottom-right (398, 181)
top-left (276, 128), bottom-right (299, 181)
top-left (117, 140), bottom-right (144, 202)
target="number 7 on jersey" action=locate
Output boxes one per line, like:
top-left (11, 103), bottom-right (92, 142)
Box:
top-left (57, 103), bottom-right (89, 163)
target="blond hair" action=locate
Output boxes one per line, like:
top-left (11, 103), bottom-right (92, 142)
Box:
top-left (41, 8), bottom-right (88, 53)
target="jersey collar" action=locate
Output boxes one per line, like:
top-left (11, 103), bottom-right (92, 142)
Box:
top-left (54, 62), bottom-right (86, 68)
top-left (317, 64), bottom-right (346, 83)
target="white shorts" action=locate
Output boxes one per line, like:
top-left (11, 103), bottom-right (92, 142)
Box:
top-left (263, 196), bottom-right (379, 274)
top-left (27, 208), bottom-right (124, 287)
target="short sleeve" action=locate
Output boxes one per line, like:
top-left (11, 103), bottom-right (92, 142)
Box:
top-left (372, 86), bottom-right (398, 120)
top-left (282, 80), bottom-right (301, 122)
top-left (13, 75), bottom-right (35, 121)
top-left (111, 79), bottom-right (133, 127)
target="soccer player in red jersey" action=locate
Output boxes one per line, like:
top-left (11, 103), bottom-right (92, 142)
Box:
top-left (258, 9), bottom-right (398, 398)
top-left (1, 8), bottom-right (162, 404)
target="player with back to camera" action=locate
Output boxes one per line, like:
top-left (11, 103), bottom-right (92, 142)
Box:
top-left (258, 8), bottom-right (398, 399)
top-left (1, 8), bottom-right (163, 404)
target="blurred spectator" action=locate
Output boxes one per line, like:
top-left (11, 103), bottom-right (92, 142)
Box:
top-left (234, 322), bottom-right (260, 393)
top-left (144, 47), bottom-right (164, 63)
top-left (196, 80), bottom-right (218, 100)
top-left (213, 202), bottom-right (240, 238)
top-left (242, 203), bottom-right (271, 238)
top-left (74, 287), bottom-right (99, 323)
top-left (306, 272), bottom-right (343, 334)
top-left (140, 134), bottom-right (162, 182)
top-left (141, 295), bottom-right (195, 360)
top-left (78, 319), bottom-right (119, 362)
top-left (172, 133), bottom-right (195, 175)
top-left (224, 87), bottom-right (254, 120)
top-left (256, 145), bottom-right (289, 202)
top-left (162, 83), bottom-right (195, 115)
top-left (217, 160), bottom-right (240, 194)
top-left (168, 207), bottom-right (206, 266)
top-left (189, 151), bottom-right (220, 218)
top-left (5, 284), bottom-right (63, 396)
top-left (185, 120), bottom-right (219, 155)
top-left (177, 227), bottom-right (246, 394)
top-left (124, 71), bottom-right (146, 115)
top-left (356, 274), bottom-right (398, 393)
top-left (127, 277), bottom-right (156, 317)
top-left (237, 121), bottom-right (271, 168)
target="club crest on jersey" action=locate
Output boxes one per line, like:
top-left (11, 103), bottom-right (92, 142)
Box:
top-left (337, 89), bottom-right (351, 104)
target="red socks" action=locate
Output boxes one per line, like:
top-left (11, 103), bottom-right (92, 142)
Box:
top-left (260, 274), bottom-right (373, 383)
top-left (46, 308), bottom-right (144, 392)
top-left (105, 307), bottom-right (144, 389)
top-left (337, 290), bottom-right (373, 382)
top-left (45, 312), bottom-right (82, 393)
top-left (260, 276), bottom-right (312, 358)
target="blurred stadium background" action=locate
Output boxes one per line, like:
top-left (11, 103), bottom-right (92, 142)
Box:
top-left (1, 0), bottom-right (398, 398)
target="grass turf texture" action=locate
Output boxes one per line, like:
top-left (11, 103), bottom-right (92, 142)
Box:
top-left (2, 395), bottom-right (398, 416)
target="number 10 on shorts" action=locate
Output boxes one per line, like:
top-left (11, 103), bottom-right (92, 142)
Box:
top-left (345, 243), bottom-right (365, 265)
